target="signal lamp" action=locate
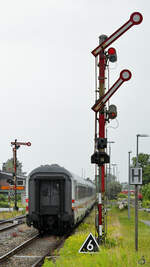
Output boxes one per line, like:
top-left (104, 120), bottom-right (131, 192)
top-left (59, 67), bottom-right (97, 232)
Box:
top-left (91, 151), bottom-right (110, 166)
top-left (111, 113), bottom-right (116, 118)
top-left (7, 179), bottom-right (14, 185)
top-left (108, 47), bottom-right (117, 63)
top-left (108, 104), bottom-right (117, 120)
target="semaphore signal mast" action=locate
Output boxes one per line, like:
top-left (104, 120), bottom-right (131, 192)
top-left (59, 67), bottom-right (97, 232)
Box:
top-left (91, 12), bottom-right (143, 244)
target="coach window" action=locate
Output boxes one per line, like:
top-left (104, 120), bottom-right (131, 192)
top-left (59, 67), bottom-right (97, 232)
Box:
top-left (87, 187), bottom-right (90, 197)
top-left (86, 186), bottom-right (89, 197)
top-left (78, 185), bottom-right (86, 199)
top-left (75, 185), bottom-right (78, 200)
top-left (78, 186), bottom-right (81, 199)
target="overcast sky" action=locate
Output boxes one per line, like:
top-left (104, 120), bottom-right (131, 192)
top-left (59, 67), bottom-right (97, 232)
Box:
top-left (0, 0), bottom-right (149, 182)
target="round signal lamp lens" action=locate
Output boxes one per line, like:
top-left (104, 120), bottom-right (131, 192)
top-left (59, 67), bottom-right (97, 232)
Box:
top-left (108, 47), bottom-right (116, 55)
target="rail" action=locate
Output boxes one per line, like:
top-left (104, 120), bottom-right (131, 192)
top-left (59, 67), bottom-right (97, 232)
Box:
top-left (0, 234), bottom-right (40, 264)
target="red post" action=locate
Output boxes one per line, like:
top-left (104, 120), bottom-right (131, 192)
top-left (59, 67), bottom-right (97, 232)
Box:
top-left (97, 48), bottom-right (106, 243)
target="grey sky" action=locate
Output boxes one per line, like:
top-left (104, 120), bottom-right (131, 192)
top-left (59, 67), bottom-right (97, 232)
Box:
top-left (0, 0), bottom-right (149, 182)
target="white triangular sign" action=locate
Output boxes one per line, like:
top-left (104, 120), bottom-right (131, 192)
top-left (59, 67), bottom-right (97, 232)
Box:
top-left (79, 233), bottom-right (99, 253)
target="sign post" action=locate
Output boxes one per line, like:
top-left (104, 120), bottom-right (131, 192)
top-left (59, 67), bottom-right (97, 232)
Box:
top-left (79, 233), bottom-right (99, 253)
top-left (130, 166), bottom-right (143, 251)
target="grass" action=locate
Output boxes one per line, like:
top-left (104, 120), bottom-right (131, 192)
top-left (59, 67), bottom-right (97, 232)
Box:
top-left (117, 207), bottom-right (150, 261)
top-left (0, 201), bottom-right (26, 220)
top-left (43, 206), bottom-right (150, 267)
top-left (0, 210), bottom-right (25, 220)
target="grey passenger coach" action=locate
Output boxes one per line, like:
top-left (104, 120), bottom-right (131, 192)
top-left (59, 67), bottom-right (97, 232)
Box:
top-left (26, 164), bottom-right (96, 234)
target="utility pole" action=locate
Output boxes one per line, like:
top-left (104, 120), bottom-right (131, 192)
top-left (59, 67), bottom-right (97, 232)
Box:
top-left (128, 151), bottom-right (132, 219)
top-left (134, 134), bottom-right (149, 251)
top-left (107, 141), bottom-right (115, 197)
top-left (112, 163), bottom-right (117, 180)
top-left (135, 135), bottom-right (139, 251)
top-left (11, 139), bottom-right (31, 210)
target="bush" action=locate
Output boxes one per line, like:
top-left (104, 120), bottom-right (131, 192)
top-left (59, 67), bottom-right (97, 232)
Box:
top-left (0, 201), bottom-right (10, 208)
top-left (0, 194), bottom-right (7, 202)
top-left (10, 195), bottom-right (21, 201)
top-left (141, 183), bottom-right (150, 200)
top-left (118, 193), bottom-right (127, 199)
top-left (142, 199), bottom-right (150, 208)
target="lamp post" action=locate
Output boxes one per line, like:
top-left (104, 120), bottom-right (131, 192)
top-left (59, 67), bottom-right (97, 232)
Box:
top-left (135, 134), bottom-right (149, 251)
top-left (128, 151), bottom-right (132, 219)
top-left (111, 163), bottom-right (117, 181)
top-left (105, 140), bottom-right (115, 237)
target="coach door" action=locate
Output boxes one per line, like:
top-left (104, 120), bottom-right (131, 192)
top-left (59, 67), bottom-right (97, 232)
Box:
top-left (39, 179), bottom-right (64, 214)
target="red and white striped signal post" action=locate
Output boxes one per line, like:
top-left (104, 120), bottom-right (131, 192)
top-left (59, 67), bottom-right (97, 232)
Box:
top-left (91, 12), bottom-right (142, 244)
top-left (11, 139), bottom-right (31, 210)
top-left (98, 38), bottom-right (105, 244)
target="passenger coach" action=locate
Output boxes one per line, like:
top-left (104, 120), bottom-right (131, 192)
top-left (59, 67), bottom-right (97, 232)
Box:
top-left (26, 164), bottom-right (96, 234)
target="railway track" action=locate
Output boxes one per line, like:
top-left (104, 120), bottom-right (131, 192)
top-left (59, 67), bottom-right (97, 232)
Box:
top-left (31, 235), bottom-right (66, 267)
top-left (0, 215), bottom-right (26, 232)
top-left (0, 233), bottom-right (65, 267)
top-left (0, 209), bottom-right (94, 266)
top-left (0, 233), bottom-right (40, 266)
top-left (0, 215), bottom-right (26, 225)
top-left (32, 212), bottom-right (94, 267)
top-left (0, 214), bottom-right (86, 266)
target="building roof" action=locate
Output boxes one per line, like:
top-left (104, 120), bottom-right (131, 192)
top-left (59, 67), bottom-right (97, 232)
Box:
top-left (0, 171), bottom-right (26, 180)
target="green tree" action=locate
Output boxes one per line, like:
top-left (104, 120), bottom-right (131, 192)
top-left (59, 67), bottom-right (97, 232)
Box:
top-left (132, 153), bottom-right (150, 168)
top-left (2, 158), bottom-right (23, 175)
top-left (131, 153), bottom-right (150, 185)
top-left (142, 165), bottom-right (150, 185)
top-left (141, 183), bottom-right (150, 200)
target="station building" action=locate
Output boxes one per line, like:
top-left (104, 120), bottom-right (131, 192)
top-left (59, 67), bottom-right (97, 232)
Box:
top-left (0, 171), bottom-right (26, 197)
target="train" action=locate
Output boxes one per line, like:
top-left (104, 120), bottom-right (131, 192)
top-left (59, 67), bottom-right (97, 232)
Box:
top-left (26, 164), bottom-right (96, 234)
